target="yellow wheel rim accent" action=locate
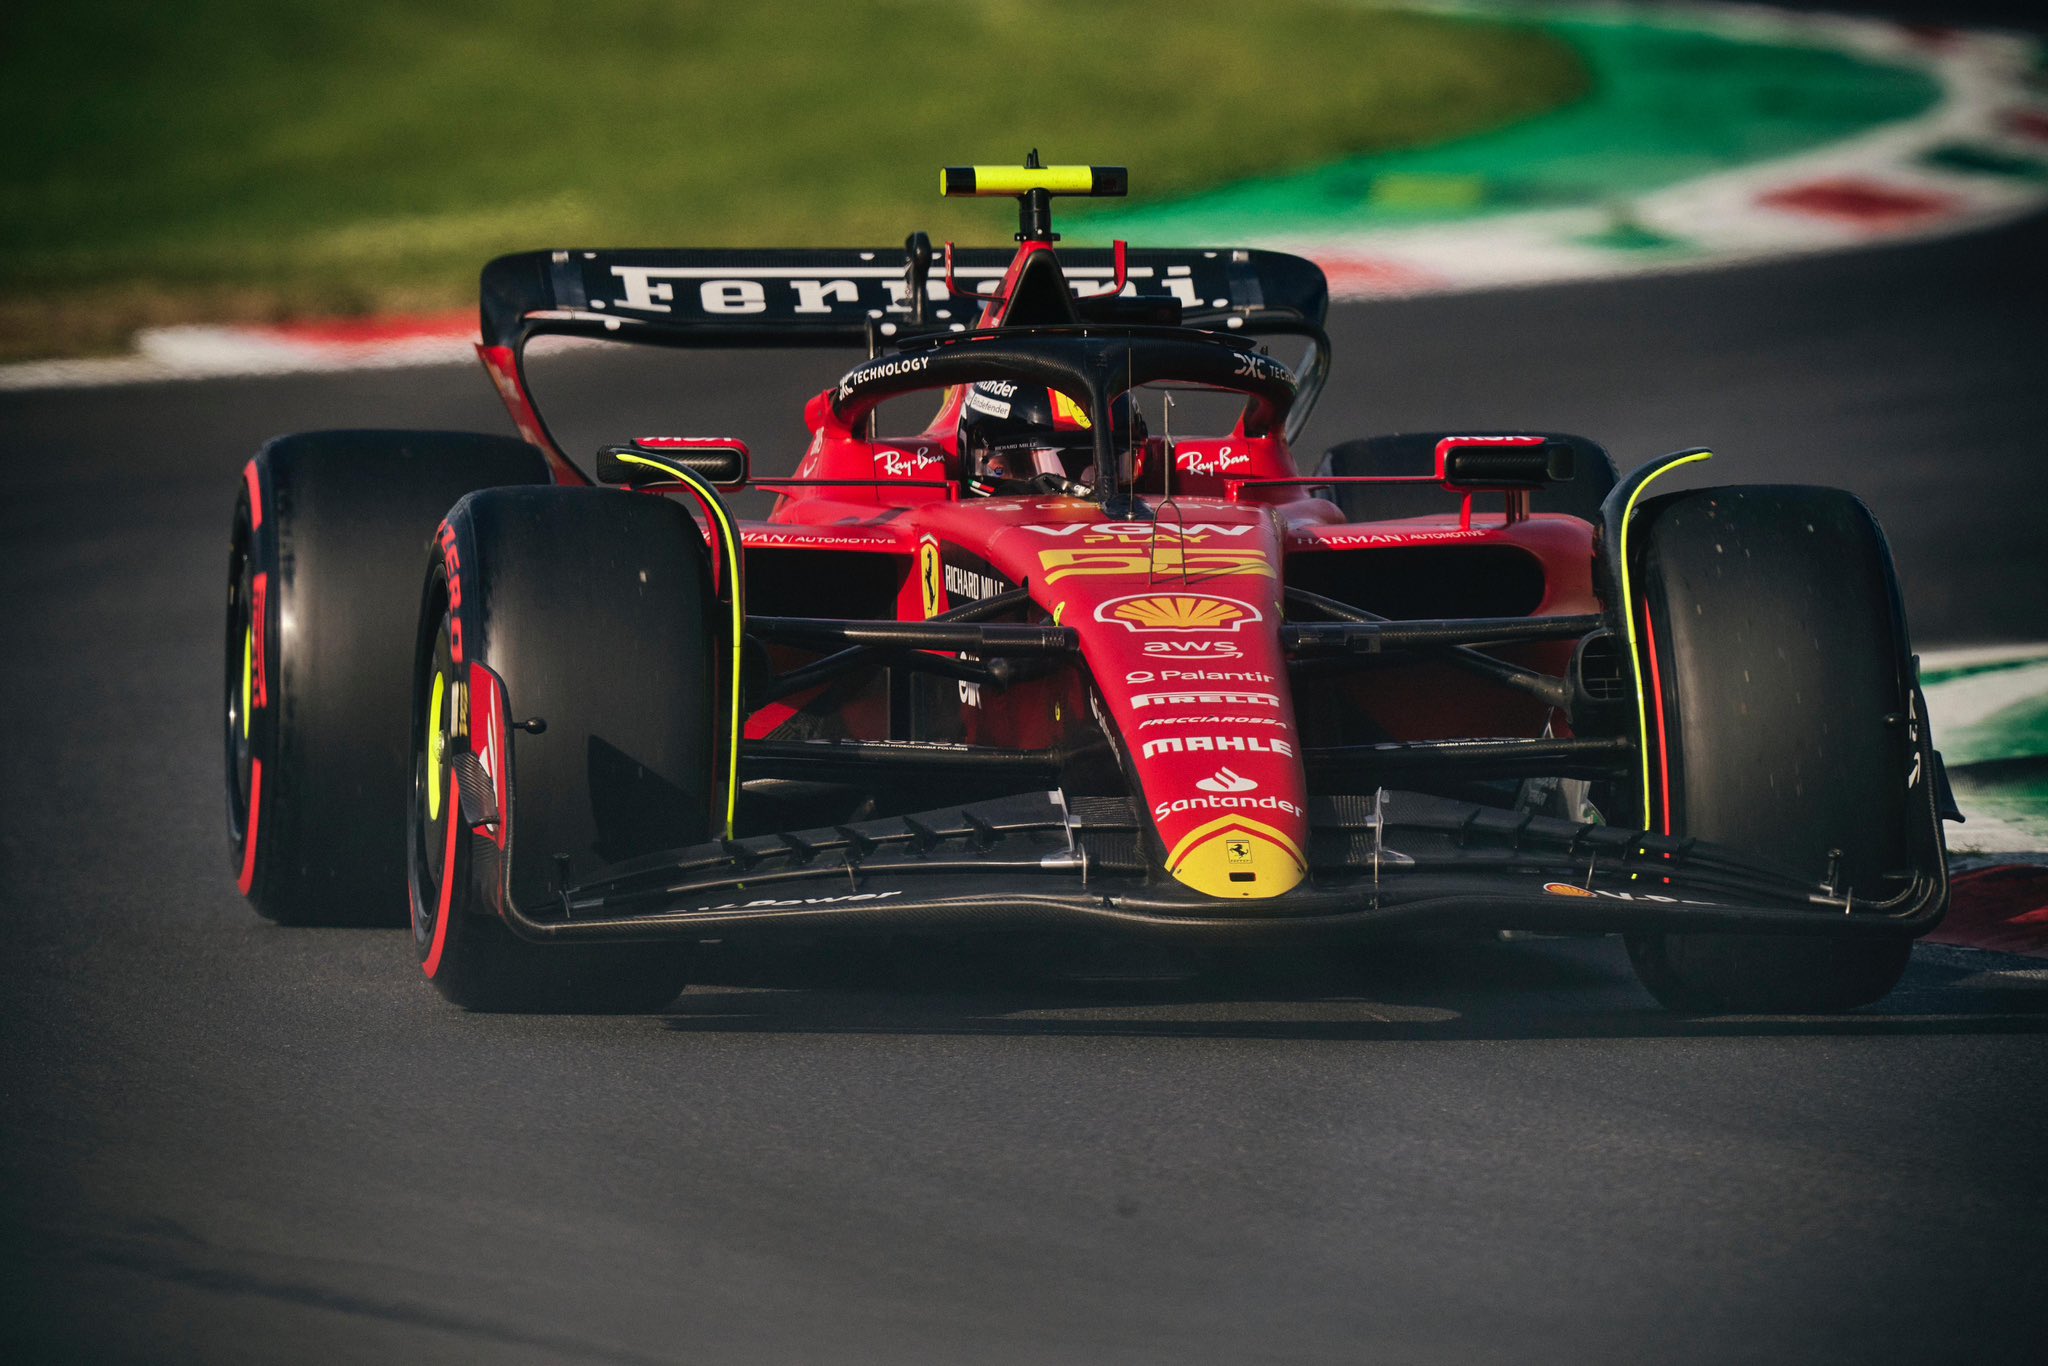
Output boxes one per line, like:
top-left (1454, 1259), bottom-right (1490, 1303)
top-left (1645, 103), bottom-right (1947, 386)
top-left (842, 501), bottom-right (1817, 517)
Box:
top-left (240, 624), bottom-right (253, 740)
top-left (426, 671), bottom-right (446, 822)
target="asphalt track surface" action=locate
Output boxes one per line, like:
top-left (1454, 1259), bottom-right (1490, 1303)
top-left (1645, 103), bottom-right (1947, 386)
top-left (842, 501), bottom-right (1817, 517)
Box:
top-left (6, 209), bottom-right (2048, 1363)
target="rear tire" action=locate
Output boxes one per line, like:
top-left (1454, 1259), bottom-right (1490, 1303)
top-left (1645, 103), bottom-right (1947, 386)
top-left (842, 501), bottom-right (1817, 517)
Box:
top-left (409, 486), bottom-right (715, 1012)
top-left (1621, 486), bottom-right (1920, 1013)
top-left (225, 430), bottom-right (550, 925)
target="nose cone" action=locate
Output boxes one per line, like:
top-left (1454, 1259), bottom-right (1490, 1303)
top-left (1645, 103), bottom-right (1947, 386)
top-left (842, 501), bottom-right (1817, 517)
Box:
top-left (1097, 591), bottom-right (1310, 899)
top-left (968, 507), bottom-right (1311, 900)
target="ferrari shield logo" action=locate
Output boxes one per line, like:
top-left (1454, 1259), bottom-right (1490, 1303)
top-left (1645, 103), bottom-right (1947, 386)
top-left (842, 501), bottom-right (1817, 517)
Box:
top-left (920, 539), bottom-right (945, 618)
top-left (1225, 839), bottom-right (1253, 865)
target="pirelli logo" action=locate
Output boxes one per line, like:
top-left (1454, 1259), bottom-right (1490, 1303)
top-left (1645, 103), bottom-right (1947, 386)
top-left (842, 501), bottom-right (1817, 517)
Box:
top-left (1130, 691), bottom-right (1280, 709)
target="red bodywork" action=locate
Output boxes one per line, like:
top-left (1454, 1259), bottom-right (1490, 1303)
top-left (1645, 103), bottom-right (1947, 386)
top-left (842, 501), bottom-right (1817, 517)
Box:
top-left (483, 235), bottom-right (1596, 901)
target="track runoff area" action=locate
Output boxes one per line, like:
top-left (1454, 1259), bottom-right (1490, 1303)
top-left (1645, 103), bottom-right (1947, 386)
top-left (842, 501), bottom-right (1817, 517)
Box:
top-left (6, 2), bottom-right (2044, 945)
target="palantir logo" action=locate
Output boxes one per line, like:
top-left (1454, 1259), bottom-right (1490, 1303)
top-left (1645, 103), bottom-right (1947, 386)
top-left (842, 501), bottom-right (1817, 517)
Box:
top-left (1195, 767), bottom-right (1258, 794)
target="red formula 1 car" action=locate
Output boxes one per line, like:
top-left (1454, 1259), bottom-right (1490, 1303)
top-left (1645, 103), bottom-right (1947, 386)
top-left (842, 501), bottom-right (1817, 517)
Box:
top-left (224, 161), bottom-right (1955, 1013)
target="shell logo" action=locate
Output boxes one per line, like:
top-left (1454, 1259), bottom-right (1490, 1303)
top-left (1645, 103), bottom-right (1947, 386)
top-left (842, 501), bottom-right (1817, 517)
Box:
top-left (1097, 594), bottom-right (1262, 633)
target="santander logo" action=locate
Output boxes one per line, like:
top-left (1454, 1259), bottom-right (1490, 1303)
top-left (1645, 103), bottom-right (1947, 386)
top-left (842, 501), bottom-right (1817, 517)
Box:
top-left (1196, 767), bottom-right (1259, 794)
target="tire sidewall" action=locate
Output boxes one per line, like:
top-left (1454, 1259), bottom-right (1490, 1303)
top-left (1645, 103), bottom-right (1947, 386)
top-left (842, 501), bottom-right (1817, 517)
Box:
top-left (405, 486), bottom-right (715, 1011)
top-left (224, 430), bottom-right (551, 925)
top-left (1624, 485), bottom-right (1926, 1012)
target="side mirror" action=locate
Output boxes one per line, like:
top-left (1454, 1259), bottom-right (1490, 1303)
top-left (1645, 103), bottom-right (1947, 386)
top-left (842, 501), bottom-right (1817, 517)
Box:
top-left (597, 437), bottom-right (750, 489)
top-left (1435, 435), bottom-right (1574, 490)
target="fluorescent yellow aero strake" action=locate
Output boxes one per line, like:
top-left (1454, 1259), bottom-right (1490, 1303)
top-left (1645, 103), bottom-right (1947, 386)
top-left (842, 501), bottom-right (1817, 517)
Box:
top-left (612, 452), bottom-right (747, 840)
top-left (426, 671), bottom-right (446, 822)
top-left (1616, 450), bottom-right (1714, 824)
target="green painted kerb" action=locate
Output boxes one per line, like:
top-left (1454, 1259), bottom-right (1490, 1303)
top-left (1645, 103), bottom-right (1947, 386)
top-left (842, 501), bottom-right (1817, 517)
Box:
top-left (1072, 17), bottom-right (1941, 242)
top-left (1926, 658), bottom-right (2048, 851)
top-left (1943, 693), bottom-right (2048, 770)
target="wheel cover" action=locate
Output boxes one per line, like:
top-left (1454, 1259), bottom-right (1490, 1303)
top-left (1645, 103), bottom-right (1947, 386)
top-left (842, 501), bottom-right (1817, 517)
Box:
top-left (223, 518), bottom-right (257, 834)
top-left (426, 670), bottom-right (446, 823)
top-left (412, 601), bottom-right (461, 961)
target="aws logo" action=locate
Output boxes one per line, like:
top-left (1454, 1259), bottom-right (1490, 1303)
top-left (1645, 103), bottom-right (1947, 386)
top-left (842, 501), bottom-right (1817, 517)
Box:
top-left (1142, 640), bottom-right (1243, 659)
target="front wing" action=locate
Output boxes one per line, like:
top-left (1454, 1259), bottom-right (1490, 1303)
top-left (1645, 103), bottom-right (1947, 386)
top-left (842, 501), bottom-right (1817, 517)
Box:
top-left (496, 790), bottom-right (1947, 946)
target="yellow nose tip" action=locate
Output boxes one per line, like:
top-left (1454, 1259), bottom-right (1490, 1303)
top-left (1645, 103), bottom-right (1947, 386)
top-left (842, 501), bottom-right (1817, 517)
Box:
top-left (1165, 820), bottom-right (1305, 900)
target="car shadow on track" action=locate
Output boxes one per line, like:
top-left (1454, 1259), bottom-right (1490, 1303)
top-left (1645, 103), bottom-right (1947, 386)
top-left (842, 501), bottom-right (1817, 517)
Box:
top-left (655, 934), bottom-right (2048, 1042)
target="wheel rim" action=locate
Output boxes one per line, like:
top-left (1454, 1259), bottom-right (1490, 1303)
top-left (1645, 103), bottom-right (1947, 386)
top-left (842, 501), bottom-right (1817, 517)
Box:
top-left (411, 587), bottom-right (462, 961)
top-left (426, 669), bottom-right (447, 824)
top-left (223, 508), bottom-right (257, 841)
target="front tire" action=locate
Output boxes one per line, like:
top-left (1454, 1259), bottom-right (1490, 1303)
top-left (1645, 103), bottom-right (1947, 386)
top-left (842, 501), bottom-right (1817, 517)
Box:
top-left (1620, 486), bottom-right (1925, 1013)
top-left (409, 486), bottom-right (715, 1012)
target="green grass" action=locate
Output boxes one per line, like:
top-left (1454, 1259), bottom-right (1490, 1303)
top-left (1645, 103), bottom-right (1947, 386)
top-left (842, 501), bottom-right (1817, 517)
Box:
top-left (0, 0), bottom-right (1585, 358)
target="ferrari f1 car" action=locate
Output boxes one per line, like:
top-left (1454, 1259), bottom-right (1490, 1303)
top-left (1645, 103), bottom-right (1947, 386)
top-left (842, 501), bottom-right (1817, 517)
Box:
top-left (224, 160), bottom-right (1956, 1013)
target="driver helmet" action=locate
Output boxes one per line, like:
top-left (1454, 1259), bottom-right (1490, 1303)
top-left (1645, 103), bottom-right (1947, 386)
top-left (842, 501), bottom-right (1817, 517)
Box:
top-left (959, 381), bottom-right (1140, 495)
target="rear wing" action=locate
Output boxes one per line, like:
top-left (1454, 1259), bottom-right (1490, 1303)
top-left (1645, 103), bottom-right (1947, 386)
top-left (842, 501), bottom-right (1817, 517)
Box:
top-left (480, 246), bottom-right (1327, 351)
top-left (478, 245), bottom-right (1331, 479)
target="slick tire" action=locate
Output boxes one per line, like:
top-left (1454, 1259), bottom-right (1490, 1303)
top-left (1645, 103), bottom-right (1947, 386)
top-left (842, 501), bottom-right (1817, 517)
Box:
top-left (1620, 486), bottom-right (1919, 1013)
top-left (225, 430), bottom-right (551, 926)
top-left (1318, 431), bottom-right (1618, 523)
top-left (409, 486), bottom-right (715, 1012)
